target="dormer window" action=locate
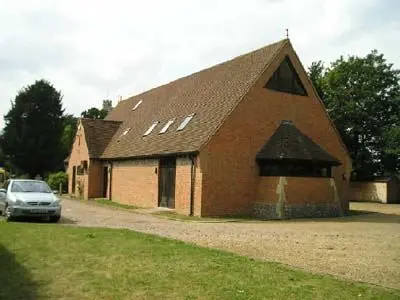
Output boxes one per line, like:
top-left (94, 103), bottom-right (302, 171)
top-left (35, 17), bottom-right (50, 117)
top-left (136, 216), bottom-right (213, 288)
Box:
top-left (176, 114), bottom-right (194, 131)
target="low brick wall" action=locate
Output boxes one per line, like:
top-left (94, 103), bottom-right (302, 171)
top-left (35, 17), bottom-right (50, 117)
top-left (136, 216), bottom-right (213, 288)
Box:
top-left (348, 181), bottom-right (400, 203)
top-left (253, 203), bottom-right (341, 219)
top-left (254, 176), bottom-right (342, 219)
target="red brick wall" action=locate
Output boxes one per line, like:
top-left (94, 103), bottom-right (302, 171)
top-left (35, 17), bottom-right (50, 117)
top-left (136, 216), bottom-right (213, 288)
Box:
top-left (199, 42), bottom-right (351, 216)
top-left (109, 156), bottom-right (203, 214)
top-left (175, 157), bottom-right (191, 215)
top-left (257, 177), bottom-right (279, 203)
top-left (284, 177), bottom-right (335, 204)
top-left (175, 156), bottom-right (203, 216)
top-left (67, 121), bottom-right (90, 199)
top-left (110, 159), bottom-right (158, 207)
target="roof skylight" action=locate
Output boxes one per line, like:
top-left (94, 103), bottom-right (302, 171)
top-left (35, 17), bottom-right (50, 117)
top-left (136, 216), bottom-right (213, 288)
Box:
top-left (132, 99), bottom-right (143, 111)
top-left (159, 119), bottom-right (175, 134)
top-left (176, 114), bottom-right (194, 131)
top-left (143, 121), bottom-right (159, 136)
top-left (121, 128), bottom-right (131, 136)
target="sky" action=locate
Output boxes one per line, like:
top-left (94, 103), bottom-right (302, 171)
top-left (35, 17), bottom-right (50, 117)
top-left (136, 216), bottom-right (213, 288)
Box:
top-left (0, 0), bottom-right (399, 130)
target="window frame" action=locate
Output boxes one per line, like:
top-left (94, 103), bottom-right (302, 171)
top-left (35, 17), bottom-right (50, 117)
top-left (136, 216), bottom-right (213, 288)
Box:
top-left (265, 56), bottom-right (308, 96)
top-left (258, 159), bottom-right (332, 178)
top-left (159, 119), bottom-right (175, 134)
top-left (143, 121), bottom-right (159, 136)
top-left (176, 114), bottom-right (194, 131)
top-left (132, 99), bottom-right (143, 111)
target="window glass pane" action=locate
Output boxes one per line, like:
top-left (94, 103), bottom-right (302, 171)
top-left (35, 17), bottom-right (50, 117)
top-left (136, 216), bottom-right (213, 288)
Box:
top-left (143, 121), bottom-right (159, 136)
top-left (279, 59), bottom-right (293, 91)
top-left (265, 56), bottom-right (308, 96)
top-left (132, 99), bottom-right (143, 111)
top-left (159, 119), bottom-right (175, 134)
top-left (121, 128), bottom-right (131, 136)
top-left (177, 114), bottom-right (194, 131)
top-left (259, 160), bottom-right (332, 178)
top-left (11, 181), bottom-right (52, 193)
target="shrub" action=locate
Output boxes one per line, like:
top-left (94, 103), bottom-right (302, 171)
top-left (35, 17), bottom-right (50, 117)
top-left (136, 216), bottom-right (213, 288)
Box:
top-left (47, 172), bottom-right (68, 193)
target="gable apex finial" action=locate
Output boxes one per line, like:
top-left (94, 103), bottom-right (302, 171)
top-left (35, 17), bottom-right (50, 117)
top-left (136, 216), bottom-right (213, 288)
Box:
top-left (285, 28), bottom-right (289, 39)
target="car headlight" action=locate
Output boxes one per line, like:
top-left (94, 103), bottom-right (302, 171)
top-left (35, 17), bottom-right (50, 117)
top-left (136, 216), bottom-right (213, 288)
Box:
top-left (15, 199), bottom-right (26, 206)
top-left (51, 200), bottom-right (61, 207)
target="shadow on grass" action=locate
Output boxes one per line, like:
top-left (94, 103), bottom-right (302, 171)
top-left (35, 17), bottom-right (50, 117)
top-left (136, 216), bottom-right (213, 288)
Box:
top-left (0, 245), bottom-right (38, 300)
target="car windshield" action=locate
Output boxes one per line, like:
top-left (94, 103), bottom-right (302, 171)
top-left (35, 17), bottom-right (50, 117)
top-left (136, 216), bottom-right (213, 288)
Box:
top-left (11, 181), bottom-right (52, 193)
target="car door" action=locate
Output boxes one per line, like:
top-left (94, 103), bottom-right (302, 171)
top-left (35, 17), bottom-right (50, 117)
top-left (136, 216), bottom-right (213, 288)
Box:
top-left (0, 180), bottom-right (9, 212)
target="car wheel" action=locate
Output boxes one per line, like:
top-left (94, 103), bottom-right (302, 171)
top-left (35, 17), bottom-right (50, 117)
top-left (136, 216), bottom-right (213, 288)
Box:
top-left (5, 206), bottom-right (14, 222)
top-left (49, 215), bottom-right (61, 223)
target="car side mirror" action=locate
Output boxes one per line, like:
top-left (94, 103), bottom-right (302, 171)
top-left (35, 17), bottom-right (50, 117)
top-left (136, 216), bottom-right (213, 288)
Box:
top-left (0, 188), bottom-right (6, 193)
top-left (0, 189), bottom-right (6, 198)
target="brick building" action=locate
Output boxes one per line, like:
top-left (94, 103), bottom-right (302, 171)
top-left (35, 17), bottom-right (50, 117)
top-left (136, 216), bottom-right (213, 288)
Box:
top-left (68, 39), bottom-right (352, 218)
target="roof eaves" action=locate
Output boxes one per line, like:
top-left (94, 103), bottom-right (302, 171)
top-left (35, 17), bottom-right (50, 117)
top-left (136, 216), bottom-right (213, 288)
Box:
top-left (99, 150), bottom-right (199, 161)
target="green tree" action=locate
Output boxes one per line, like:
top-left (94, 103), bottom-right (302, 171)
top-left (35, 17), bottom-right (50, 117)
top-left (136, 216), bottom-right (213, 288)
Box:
top-left (1, 79), bottom-right (65, 177)
top-left (81, 107), bottom-right (107, 119)
top-left (47, 171), bottom-right (68, 192)
top-left (309, 51), bottom-right (400, 178)
top-left (307, 60), bottom-right (326, 100)
top-left (61, 114), bottom-right (77, 159)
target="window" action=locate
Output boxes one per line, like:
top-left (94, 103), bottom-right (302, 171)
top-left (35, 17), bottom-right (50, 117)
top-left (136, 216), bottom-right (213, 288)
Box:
top-left (265, 56), bottom-right (307, 96)
top-left (143, 121), bottom-right (159, 136)
top-left (159, 119), bottom-right (175, 134)
top-left (176, 114), bottom-right (194, 131)
top-left (11, 181), bottom-right (52, 193)
top-left (132, 99), bottom-right (143, 111)
top-left (121, 128), bottom-right (131, 136)
top-left (258, 160), bottom-right (332, 178)
top-left (77, 166), bottom-right (85, 175)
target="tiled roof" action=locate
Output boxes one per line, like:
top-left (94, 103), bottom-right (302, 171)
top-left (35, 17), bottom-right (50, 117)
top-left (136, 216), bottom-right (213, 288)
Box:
top-left (81, 119), bottom-right (122, 158)
top-left (101, 39), bottom-right (287, 159)
top-left (256, 121), bottom-right (341, 165)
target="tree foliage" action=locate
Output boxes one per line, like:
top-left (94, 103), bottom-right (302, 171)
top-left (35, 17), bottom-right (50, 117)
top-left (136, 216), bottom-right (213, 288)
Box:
top-left (1, 79), bottom-right (65, 177)
top-left (61, 114), bottom-right (77, 159)
top-left (308, 60), bottom-right (325, 100)
top-left (47, 171), bottom-right (68, 192)
top-left (308, 51), bottom-right (400, 178)
top-left (81, 107), bottom-right (108, 119)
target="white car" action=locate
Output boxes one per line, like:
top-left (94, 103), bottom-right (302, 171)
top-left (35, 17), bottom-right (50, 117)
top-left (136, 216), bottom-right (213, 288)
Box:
top-left (0, 179), bottom-right (61, 222)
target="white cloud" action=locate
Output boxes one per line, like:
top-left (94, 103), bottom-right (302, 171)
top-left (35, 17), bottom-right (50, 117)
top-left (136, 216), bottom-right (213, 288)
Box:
top-left (0, 0), bottom-right (399, 130)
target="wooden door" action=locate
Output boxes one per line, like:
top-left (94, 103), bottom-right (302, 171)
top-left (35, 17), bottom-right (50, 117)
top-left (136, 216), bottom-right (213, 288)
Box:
top-left (102, 167), bottom-right (108, 198)
top-left (72, 166), bottom-right (76, 194)
top-left (158, 158), bottom-right (176, 208)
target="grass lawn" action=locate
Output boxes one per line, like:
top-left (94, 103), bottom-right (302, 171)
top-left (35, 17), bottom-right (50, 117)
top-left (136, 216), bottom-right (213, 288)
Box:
top-left (93, 198), bottom-right (139, 210)
top-left (68, 197), bottom-right (139, 210)
top-left (0, 222), bottom-right (399, 300)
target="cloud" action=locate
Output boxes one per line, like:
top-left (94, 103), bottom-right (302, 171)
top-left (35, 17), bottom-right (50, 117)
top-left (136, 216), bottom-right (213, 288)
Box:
top-left (0, 0), bottom-right (399, 130)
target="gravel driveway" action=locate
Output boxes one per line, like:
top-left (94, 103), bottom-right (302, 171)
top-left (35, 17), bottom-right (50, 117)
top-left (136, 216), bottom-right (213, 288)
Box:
top-left (61, 198), bottom-right (400, 289)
